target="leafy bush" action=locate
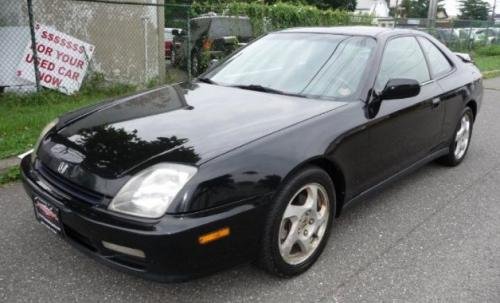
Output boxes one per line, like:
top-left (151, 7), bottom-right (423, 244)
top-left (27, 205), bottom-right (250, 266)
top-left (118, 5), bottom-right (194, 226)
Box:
top-left (190, 2), bottom-right (372, 35)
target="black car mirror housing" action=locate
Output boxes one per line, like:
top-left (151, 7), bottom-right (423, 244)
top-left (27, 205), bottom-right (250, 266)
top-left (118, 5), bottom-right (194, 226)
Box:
top-left (380, 78), bottom-right (420, 100)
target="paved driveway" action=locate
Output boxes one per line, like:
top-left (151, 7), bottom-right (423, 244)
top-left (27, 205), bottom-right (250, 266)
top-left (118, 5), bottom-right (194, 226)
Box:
top-left (1, 80), bottom-right (499, 303)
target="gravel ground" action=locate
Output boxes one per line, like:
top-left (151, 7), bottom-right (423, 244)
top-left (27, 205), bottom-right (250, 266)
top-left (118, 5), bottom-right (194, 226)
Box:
top-left (1, 80), bottom-right (499, 303)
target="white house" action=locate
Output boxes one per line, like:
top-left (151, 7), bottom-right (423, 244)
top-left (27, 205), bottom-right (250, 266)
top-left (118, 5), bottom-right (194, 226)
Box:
top-left (355, 0), bottom-right (390, 17)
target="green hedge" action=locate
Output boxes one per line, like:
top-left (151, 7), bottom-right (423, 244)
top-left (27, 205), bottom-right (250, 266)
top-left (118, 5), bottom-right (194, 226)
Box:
top-left (189, 2), bottom-right (372, 35)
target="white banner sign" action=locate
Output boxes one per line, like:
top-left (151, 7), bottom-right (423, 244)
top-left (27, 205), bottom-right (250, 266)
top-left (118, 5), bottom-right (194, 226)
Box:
top-left (17, 23), bottom-right (95, 95)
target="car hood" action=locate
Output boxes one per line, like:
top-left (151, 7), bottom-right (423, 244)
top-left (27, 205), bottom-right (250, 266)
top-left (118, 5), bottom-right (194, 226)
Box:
top-left (38, 83), bottom-right (345, 196)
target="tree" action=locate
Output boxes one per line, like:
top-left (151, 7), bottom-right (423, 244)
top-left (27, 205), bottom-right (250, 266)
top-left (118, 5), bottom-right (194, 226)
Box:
top-left (308, 0), bottom-right (357, 11)
top-left (187, 0), bottom-right (357, 11)
top-left (398, 0), bottom-right (445, 18)
top-left (459, 0), bottom-right (490, 20)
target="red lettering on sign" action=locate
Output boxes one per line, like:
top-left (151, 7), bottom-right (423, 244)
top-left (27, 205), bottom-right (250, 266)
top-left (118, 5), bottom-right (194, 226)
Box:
top-left (56, 51), bottom-right (85, 69)
top-left (40, 72), bottom-right (62, 87)
top-left (25, 53), bottom-right (33, 63)
top-left (58, 67), bottom-right (80, 81)
top-left (32, 43), bottom-right (53, 56)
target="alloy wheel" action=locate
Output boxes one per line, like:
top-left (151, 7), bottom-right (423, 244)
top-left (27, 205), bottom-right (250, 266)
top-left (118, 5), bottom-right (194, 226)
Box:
top-left (454, 113), bottom-right (471, 159)
top-left (278, 183), bottom-right (330, 265)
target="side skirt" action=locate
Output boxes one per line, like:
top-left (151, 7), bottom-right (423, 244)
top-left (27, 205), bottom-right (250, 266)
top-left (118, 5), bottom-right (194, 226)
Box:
top-left (341, 147), bottom-right (450, 212)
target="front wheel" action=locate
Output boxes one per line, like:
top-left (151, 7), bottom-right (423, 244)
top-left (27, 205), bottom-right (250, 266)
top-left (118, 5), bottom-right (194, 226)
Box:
top-left (258, 166), bottom-right (335, 277)
top-left (438, 107), bottom-right (474, 166)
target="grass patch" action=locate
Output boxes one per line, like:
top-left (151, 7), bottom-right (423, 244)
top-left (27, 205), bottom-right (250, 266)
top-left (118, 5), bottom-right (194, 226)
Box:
top-left (0, 166), bottom-right (21, 186)
top-left (474, 45), bottom-right (500, 57)
top-left (474, 54), bottom-right (500, 72)
top-left (472, 46), bottom-right (500, 78)
top-left (0, 77), bottom-right (135, 159)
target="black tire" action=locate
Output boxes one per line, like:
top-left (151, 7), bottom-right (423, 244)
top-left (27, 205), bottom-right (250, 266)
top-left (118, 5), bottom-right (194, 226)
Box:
top-left (258, 166), bottom-right (336, 277)
top-left (438, 107), bottom-right (474, 166)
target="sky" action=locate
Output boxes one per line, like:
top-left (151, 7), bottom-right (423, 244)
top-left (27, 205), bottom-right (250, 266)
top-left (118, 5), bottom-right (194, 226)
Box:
top-left (444, 0), bottom-right (498, 16)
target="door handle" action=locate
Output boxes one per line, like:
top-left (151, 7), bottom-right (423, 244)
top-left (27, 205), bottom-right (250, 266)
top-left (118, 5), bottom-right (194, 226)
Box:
top-left (432, 97), bottom-right (441, 107)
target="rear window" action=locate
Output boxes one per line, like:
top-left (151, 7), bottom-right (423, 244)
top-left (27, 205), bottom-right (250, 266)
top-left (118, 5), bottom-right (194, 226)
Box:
top-left (417, 37), bottom-right (453, 78)
top-left (208, 18), bottom-right (252, 38)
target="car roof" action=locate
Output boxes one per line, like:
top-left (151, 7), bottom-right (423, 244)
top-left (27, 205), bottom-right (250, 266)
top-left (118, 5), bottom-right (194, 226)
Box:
top-left (279, 26), bottom-right (419, 38)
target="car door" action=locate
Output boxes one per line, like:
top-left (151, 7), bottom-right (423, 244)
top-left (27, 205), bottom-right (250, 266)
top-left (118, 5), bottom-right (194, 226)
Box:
top-left (358, 35), bottom-right (446, 190)
top-left (416, 36), bottom-right (465, 146)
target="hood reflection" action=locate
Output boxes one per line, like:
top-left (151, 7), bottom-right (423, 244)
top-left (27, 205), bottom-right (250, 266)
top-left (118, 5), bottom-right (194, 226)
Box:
top-left (69, 125), bottom-right (200, 177)
top-left (56, 85), bottom-right (199, 178)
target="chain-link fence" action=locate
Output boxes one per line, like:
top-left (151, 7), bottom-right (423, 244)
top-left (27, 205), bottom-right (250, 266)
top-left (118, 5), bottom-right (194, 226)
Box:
top-left (1, 0), bottom-right (498, 94)
top-left (1, 0), bottom-right (166, 94)
top-left (1, 0), bottom-right (374, 93)
top-left (390, 18), bottom-right (500, 52)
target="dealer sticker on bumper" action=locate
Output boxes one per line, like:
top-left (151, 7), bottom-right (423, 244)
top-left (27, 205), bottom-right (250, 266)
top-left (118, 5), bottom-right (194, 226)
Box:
top-left (33, 197), bottom-right (61, 234)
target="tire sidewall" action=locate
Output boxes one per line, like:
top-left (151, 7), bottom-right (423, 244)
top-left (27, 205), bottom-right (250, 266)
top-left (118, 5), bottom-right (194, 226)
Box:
top-left (264, 167), bottom-right (336, 276)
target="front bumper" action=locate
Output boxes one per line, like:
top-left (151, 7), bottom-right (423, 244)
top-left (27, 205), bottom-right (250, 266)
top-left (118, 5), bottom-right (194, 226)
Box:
top-left (20, 156), bottom-right (268, 282)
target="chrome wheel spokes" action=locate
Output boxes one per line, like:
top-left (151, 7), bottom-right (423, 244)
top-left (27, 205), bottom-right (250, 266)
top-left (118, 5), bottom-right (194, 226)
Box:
top-left (279, 183), bottom-right (330, 265)
top-left (454, 114), bottom-right (471, 159)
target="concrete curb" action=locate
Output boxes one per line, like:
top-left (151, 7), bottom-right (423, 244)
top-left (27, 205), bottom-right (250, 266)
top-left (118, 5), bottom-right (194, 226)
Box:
top-left (484, 77), bottom-right (500, 90)
top-left (0, 157), bottom-right (21, 174)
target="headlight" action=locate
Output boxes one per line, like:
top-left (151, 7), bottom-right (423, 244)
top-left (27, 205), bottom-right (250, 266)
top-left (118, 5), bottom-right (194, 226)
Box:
top-left (108, 163), bottom-right (197, 218)
top-left (31, 118), bottom-right (59, 162)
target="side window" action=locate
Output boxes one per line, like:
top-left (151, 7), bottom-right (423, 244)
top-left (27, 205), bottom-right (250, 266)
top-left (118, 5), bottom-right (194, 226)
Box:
top-left (375, 37), bottom-right (430, 91)
top-left (417, 37), bottom-right (453, 78)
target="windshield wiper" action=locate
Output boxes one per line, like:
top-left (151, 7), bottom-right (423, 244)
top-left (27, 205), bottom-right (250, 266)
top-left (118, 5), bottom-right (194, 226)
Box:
top-left (230, 84), bottom-right (303, 97)
top-left (197, 77), bottom-right (217, 84)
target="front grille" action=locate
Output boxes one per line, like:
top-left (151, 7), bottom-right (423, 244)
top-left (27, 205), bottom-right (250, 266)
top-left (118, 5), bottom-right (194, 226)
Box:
top-left (37, 162), bottom-right (107, 205)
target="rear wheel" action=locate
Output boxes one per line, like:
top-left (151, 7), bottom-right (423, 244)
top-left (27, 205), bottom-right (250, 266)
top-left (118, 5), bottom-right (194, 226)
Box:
top-left (259, 166), bottom-right (335, 277)
top-left (438, 107), bottom-right (474, 166)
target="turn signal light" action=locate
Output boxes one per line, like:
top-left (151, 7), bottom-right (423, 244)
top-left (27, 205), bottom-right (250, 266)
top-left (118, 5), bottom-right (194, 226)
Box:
top-left (198, 227), bottom-right (230, 245)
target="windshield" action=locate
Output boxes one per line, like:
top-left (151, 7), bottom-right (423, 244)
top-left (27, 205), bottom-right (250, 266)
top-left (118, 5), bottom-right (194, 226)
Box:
top-left (205, 33), bottom-right (376, 100)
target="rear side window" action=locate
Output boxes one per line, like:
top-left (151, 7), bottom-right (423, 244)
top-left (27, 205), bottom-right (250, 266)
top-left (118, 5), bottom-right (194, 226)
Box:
top-left (375, 36), bottom-right (430, 91)
top-left (417, 37), bottom-right (453, 78)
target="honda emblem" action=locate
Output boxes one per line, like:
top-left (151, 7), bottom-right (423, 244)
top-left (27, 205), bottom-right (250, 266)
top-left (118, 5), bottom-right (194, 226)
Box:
top-left (57, 162), bottom-right (69, 175)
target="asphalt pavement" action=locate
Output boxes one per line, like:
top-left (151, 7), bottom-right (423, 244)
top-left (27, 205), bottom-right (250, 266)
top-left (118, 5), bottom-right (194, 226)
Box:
top-left (1, 80), bottom-right (499, 303)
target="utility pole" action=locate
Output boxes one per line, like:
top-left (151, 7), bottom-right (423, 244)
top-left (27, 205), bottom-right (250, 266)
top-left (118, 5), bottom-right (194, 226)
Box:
top-left (394, 0), bottom-right (399, 28)
top-left (427, 0), bottom-right (438, 28)
top-left (27, 0), bottom-right (41, 91)
top-left (493, 0), bottom-right (497, 23)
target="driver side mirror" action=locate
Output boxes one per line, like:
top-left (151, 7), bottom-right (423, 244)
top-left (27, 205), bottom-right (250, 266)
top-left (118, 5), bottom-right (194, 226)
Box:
top-left (380, 78), bottom-right (420, 100)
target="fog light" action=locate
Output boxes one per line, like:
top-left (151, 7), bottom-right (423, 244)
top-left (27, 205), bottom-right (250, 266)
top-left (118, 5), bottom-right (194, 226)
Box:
top-left (198, 227), bottom-right (230, 245)
top-left (102, 241), bottom-right (145, 258)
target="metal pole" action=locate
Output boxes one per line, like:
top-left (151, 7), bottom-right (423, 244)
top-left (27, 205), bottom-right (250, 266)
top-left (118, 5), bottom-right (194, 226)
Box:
top-left (427, 0), bottom-right (438, 28)
top-left (394, 0), bottom-right (399, 28)
top-left (142, 17), bottom-right (149, 83)
top-left (187, 9), bottom-right (191, 82)
top-left (492, 0), bottom-right (497, 24)
top-left (27, 0), bottom-right (41, 91)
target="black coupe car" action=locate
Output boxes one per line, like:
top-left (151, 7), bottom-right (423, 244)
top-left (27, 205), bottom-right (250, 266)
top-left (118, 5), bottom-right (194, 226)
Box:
top-left (21, 27), bottom-right (483, 281)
